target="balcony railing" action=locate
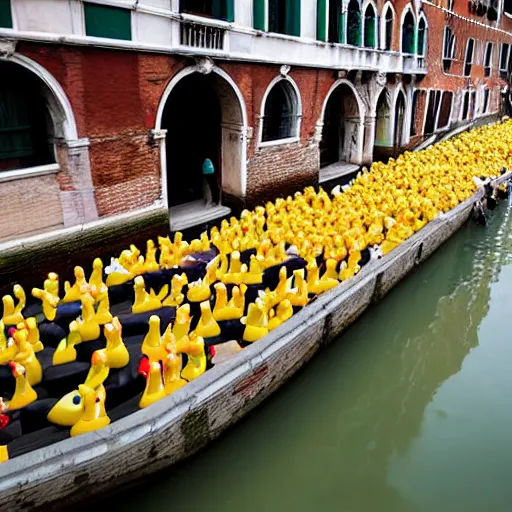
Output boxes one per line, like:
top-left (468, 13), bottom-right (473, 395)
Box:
top-left (180, 20), bottom-right (225, 50)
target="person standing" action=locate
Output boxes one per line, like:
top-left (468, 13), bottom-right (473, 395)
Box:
top-left (202, 157), bottom-right (216, 207)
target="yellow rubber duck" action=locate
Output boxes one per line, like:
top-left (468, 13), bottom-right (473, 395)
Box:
top-left (179, 333), bottom-right (206, 382)
top-left (53, 320), bottom-right (81, 366)
top-left (95, 292), bottom-right (113, 325)
top-left (227, 284), bottom-right (247, 317)
top-left (104, 317), bottom-right (129, 369)
top-left (7, 362), bottom-right (37, 410)
top-left (44, 272), bottom-right (59, 299)
top-left (77, 293), bottom-right (100, 342)
top-left (241, 299), bottom-right (269, 342)
top-left (287, 269), bottom-right (308, 307)
top-left (0, 325), bottom-right (17, 365)
top-left (158, 236), bottom-right (176, 269)
top-left (186, 278), bottom-right (211, 303)
top-left (25, 317), bottom-right (43, 353)
top-left (339, 251), bottom-right (361, 281)
top-left (139, 361), bottom-right (166, 409)
top-left (162, 273), bottom-right (188, 307)
top-left (13, 327), bottom-right (42, 387)
top-left (47, 389), bottom-right (85, 427)
top-left (132, 276), bottom-right (168, 315)
top-left (172, 304), bottom-right (192, 342)
top-left (31, 286), bottom-right (59, 322)
top-left (195, 301), bottom-right (221, 338)
top-left (307, 259), bottom-right (338, 295)
top-left (88, 258), bottom-right (107, 300)
top-left (2, 285), bottom-right (25, 326)
top-left (105, 254), bottom-right (134, 287)
top-left (62, 266), bottom-right (87, 303)
top-left (141, 315), bottom-right (167, 363)
top-left (70, 384), bottom-right (110, 437)
top-left (144, 240), bottom-right (160, 273)
top-left (84, 350), bottom-right (110, 390)
top-left (268, 299), bottom-right (293, 331)
top-left (163, 339), bottom-right (187, 395)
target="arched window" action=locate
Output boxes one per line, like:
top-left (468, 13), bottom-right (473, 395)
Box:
top-left (347, 0), bottom-right (362, 46)
top-left (262, 79), bottom-right (300, 142)
top-left (394, 90), bottom-right (406, 147)
top-left (417, 16), bottom-right (427, 56)
top-left (328, 0), bottom-right (343, 43)
top-left (383, 5), bottom-right (393, 51)
top-left (401, 10), bottom-right (415, 54)
top-left (364, 4), bottom-right (377, 48)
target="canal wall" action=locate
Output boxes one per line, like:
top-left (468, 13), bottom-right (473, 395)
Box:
top-left (0, 175), bottom-right (501, 512)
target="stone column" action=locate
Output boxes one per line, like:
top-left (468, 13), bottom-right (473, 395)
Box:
top-left (59, 138), bottom-right (99, 226)
top-left (151, 128), bottom-right (169, 209)
top-left (362, 115), bottom-right (376, 166)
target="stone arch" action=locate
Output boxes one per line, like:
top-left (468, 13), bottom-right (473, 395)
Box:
top-left (392, 86), bottom-right (408, 147)
top-left (374, 86), bottom-right (393, 150)
top-left (155, 62), bottom-right (248, 208)
top-left (319, 79), bottom-right (365, 166)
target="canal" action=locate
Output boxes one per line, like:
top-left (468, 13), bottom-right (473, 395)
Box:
top-left (104, 201), bottom-right (512, 512)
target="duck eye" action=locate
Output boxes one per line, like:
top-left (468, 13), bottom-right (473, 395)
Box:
top-left (72, 395), bottom-right (81, 405)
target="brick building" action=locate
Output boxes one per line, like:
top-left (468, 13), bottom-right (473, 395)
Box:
top-left (0, 0), bottom-right (511, 242)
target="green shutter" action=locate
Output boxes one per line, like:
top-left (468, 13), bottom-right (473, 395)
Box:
top-left (286, 0), bottom-right (301, 36)
top-left (317, 0), bottom-right (327, 41)
top-left (84, 3), bottom-right (132, 41)
top-left (339, 12), bottom-right (345, 43)
top-left (254, 0), bottom-right (265, 29)
top-left (0, 0), bottom-right (13, 29)
top-left (225, 0), bottom-right (234, 22)
top-left (212, 0), bottom-right (234, 22)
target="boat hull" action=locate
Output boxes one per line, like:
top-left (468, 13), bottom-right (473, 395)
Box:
top-left (0, 175), bottom-right (507, 512)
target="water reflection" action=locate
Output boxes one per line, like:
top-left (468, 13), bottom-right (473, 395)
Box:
top-left (103, 205), bottom-right (512, 512)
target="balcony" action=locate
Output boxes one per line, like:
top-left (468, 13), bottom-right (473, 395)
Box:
top-left (179, 15), bottom-right (227, 51)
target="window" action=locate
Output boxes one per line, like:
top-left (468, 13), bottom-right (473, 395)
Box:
top-left (410, 89), bottom-right (419, 136)
top-left (464, 38), bottom-right (475, 76)
top-left (442, 26), bottom-right (456, 72)
top-left (417, 16), bottom-right (427, 56)
top-left (461, 91), bottom-right (470, 120)
top-left (401, 10), bottom-right (415, 54)
top-left (0, 63), bottom-right (54, 172)
top-left (327, 0), bottom-right (343, 43)
top-left (84, 3), bottom-right (132, 40)
top-left (268, 0), bottom-right (301, 37)
top-left (181, 0), bottom-right (234, 21)
top-left (363, 4), bottom-right (377, 48)
top-left (505, 0), bottom-right (512, 15)
top-left (484, 42), bottom-right (493, 77)
top-left (499, 43), bottom-right (509, 79)
top-left (437, 91), bottom-right (453, 129)
top-left (262, 80), bottom-right (300, 143)
top-left (347, 0), bottom-right (362, 46)
top-left (470, 91), bottom-right (476, 118)
top-left (425, 90), bottom-right (441, 134)
top-left (383, 6), bottom-right (393, 50)
top-left (482, 89), bottom-right (490, 114)
top-left (0, 0), bottom-right (12, 28)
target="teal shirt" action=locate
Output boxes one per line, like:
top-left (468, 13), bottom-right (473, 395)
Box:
top-left (202, 159), bottom-right (215, 175)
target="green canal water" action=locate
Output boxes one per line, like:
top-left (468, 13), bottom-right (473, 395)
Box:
top-left (109, 202), bottom-right (512, 512)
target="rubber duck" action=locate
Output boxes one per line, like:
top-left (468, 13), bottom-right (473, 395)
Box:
top-left (141, 315), bottom-right (167, 363)
top-left (241, 299), bottom-right (269, 342)
top-left (162, 273), bottom-right (188, 307)
top-left (88, 258), bottom-right (107, 300)
top-left (243, 255), bottom-right (264, 285)
top-left (268, 299), bottom-right (294, 331)
top-left (322, 259), bottom-right (339, 281)
top-left (213, 283), bottom-right (243, 321)
top-left (53, 320), bottom-right (81, 365)
top-left (172, 304), bottom-right (192, 342)
top-left (163, 339), bottom-right (187, 395)
top-left (2, 285), bottom-right (25, 326)
top-left (13, 327), bottom-right (42, 386)
top-left (227, 284), bottom-right (247, 317)
top-left (195, 301), bottom-right (221, 338)
top-left (105, 256), bottom-right (134, 287)
top-left (158, 236), bottom-right (175, 269)
top-left (0, 327), bottom-right (17, 365)
top-left (77, 293), bottom-right (100, 342)
top-left (221, 251), bottom-right (246, 285)
top-left (47, 389), bottom-right (85, 427)
top-left (287, 269), bottom-right (309, 307)
top-left (186, 278), bottom-right (211, 303)
top-left (95, 292), bottom-right (113, 325)
top-left (103, 317), bottom-right (129, 369)
top-left (7, 362), bottom-right (37, 410)
top-left (31, 286), bottom-right (59, 322)
top-left (139, 361), bottom-right (166, 409)
top-left (62, 266), bottom-right (87, 303)
top-left (70, 384), bottom-right (110, 437)
top-left (25, 317), bottom-right (44, 353)
top-left (132, 276), bottom-right (168, 314)
top-left (179, 333), bottom-right (206, 382)
top-left (307, 259), bottom-right (338, 295)
top-left (144, 240), bottom-right (160, 273)
top-left (84, 350), bottom-right (110, 390)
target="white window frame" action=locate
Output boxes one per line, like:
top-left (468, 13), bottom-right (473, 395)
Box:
top-left (484, 41), bottom-right (493, 76)
top-left (463, 37), bottom-right (475, 77)
top-left (442, 26), bottom-right (456, 73)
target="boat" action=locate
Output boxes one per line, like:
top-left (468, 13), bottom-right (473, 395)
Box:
top-left (0, 168), bottom-right (509, 511)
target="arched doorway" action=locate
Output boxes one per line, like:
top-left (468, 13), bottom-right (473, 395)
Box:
top-left (320, 83), bottom-right (362, 167)
top-left (394, 90), bottom-right (406, 148)
top-left (158, 67), bottom-right (247, 216)
top-left (373, 87), bottom-right (392, 161)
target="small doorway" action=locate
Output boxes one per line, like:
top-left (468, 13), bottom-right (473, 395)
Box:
top-left (162, 74), bottom-right (222, 208)
top-left (394, 90), bottom-right (406, 149)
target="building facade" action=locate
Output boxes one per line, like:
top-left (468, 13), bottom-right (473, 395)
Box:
top-left (0, 0), bottom-right (511, 241)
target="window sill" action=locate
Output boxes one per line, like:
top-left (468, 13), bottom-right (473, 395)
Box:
top-left (0, 163), bottom-right (60, 184)
top-left (258, 137), bottom-right (300, 149)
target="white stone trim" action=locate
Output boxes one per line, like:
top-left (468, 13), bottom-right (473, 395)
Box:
top-left (257, 74), bottom-right (303, 148)
top-left (0, 163), bottom-right (60, 183)
top-left (319, 78), bottom-right (367, 121)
